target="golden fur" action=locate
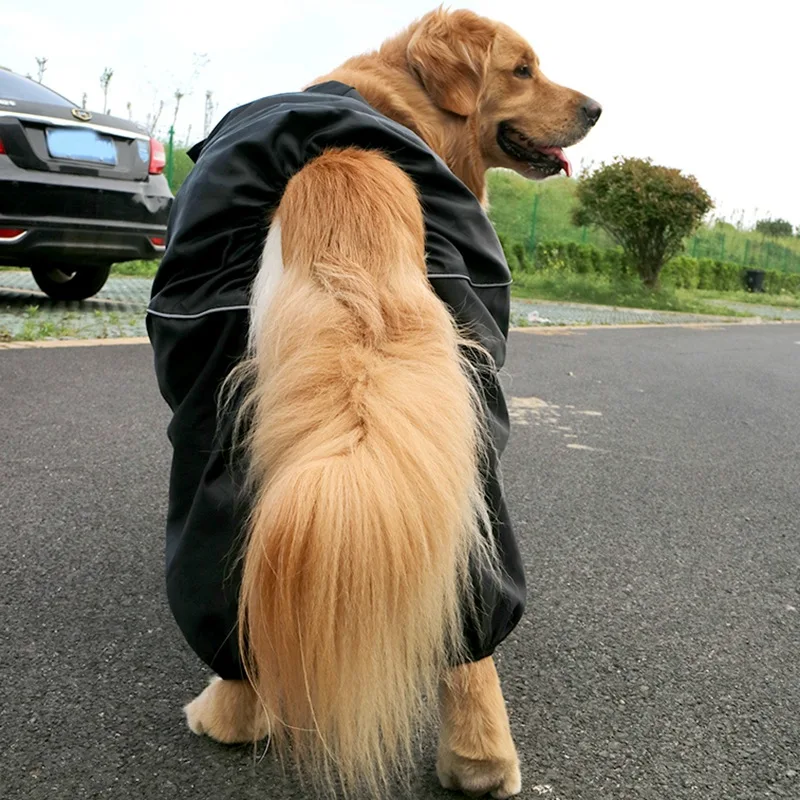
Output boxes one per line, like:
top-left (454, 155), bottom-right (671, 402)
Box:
top-left (320, 7), bottom-right (597, 201)
top-left (185, 7), bottom-right (600, 798)
top-left (438, 657), bottom-right (521, 798)
top-left (185, 676), bottom-right (269, 744)
top-left (236, 147), bottom-right (493, 794)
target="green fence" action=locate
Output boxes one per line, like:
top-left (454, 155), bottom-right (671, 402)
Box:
top-left (159, 158), bottom-right (800, 275)
top-left (165, 126), bottom-right (175, 188)
top-left (486, 172), bottom-right (800, 275)
top-left (163, 142), bottom-right (195, 195)
top-left (685, 232), bottom-right (800, 272)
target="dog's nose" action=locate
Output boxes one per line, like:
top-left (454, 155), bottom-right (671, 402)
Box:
top-left (581, 99), bottom-right (602, 127)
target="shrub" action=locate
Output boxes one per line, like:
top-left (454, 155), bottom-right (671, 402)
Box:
top-left (509, 239), bottom-right (786, 295)
top-left (762, 270), bottom-right (800, 294)
top-left (573, 157), bottom-right (713, 289)
top-left (755, 218), bottom-right (794, 239)
top-left (512, 241), bottom-right (533, 273)
top-left (169, 149), bottom-right (195, 193)
top-left (533, 240), bottom-right (627, 279)
top-left (661, 256), bottom-right (699, 290)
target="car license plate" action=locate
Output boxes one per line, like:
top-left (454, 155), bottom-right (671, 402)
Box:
top-left (46, 127), bottom-right (117, 166)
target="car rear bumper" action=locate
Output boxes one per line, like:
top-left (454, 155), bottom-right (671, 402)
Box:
top-left (0, 163), bottom-right (172, 266)
top-left (0, 217), bottom-right (166, 266)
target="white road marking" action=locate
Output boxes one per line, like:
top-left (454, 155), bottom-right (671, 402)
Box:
top-left (567, 443), bottom-right (607, 452)
top-left (510, 397), bottom-right (551, 410)
top-left (510, 396), bottom-right (606, 454)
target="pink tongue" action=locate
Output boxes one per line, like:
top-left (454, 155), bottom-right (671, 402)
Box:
top-left (536, 145), bottom-right (572, 177)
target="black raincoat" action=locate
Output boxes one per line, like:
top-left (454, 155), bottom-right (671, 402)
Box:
top-left (146, 81), bottom-right (525, 680)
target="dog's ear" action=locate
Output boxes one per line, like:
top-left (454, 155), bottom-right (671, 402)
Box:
top-left (407, 9), bottom-right (496, 117)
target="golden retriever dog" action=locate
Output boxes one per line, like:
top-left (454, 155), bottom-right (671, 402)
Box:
top-left (183, 7), bottom-right (600, 798)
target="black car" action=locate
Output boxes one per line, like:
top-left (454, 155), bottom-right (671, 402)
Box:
top-left (0, 68), bottom-right (172, 300)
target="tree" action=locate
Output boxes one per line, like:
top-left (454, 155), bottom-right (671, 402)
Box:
top-left (755, 218), bottom-right (793, 238)
top-left (203, 89), bottom-right (217, 137)
top-left (146, 100), bottom-right (164, 135)
top-left (35, 56), bottom-right (47, 83)
top-left (100, 67), bottom-right (113, 114)
top-left (573, 157), bottom-right (713, 289)
top-left (171, 89), bottom-right (185, 131)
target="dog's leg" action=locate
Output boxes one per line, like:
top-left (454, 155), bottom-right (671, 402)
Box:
top-left (437, 656), bottom-right (521, 798)
top-left (183, 676), bottom-right (270, 744)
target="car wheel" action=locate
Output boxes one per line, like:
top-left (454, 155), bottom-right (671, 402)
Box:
top-left (30, 264), bottom-right (112, 301)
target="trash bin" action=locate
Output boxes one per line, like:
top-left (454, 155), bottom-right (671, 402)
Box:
top-left (745, 269), bottom-right (765, 293)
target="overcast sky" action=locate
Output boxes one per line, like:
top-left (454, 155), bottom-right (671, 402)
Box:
top-left (4, 0), bottom-right (798, 227)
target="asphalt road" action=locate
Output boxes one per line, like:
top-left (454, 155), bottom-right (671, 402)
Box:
top-left (2, 325), bottom-right (799, 800)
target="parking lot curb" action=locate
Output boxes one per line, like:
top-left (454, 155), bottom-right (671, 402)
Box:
top-left (0, 336), bottom-right (150, 350)
top-left (510, 319), bottom-right (800, 334)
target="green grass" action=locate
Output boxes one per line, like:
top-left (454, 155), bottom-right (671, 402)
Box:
top-left (2, 309), bottom-right (144, 342)
top-left (169, 149), bottom-right (195, 194)
top-left (488, 170), bottom-right (614, 250)
top-left (15, 304), bottom-right (80, 340)
top-left (488, 169), bottom-right (800, 274)
top-left (695, 289), bottom-right (800, 309)
top-left (3, 262), bottom-right (158, 278)
top-left (111, 260), bottom-right (159, 277)
top-left (510, 272), bottom-right (753, 317)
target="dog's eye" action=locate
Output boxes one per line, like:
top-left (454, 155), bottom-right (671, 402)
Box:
top-left (513, 64), bottom-right (532, 79)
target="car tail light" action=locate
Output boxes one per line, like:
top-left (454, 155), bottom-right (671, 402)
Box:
top-left (150, 236), bottom-right (166, 247)
top-left (149, 137), bottom-right (166, 175)
top-left (0, 228), bottom-right (26, 240)
top-left (0, 137), bottom-right (5, 155)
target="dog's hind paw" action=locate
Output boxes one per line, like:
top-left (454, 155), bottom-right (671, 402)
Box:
top-left (183, 676), bottom-right (270, 744)
top-left (437, 657), bottom-right (522, 797)
top-left (437, 748), bottom-right (522, 798)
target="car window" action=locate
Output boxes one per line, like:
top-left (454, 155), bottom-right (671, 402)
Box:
top-left (0, 69), bottom-right (75, 107)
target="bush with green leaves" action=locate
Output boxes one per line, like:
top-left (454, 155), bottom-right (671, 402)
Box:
top-left (661, 256), bottom-right (700, 289)
top-left (762, 270), bottom-right (800, 295)
top-left (573, 157), bottom-right (713, 289)
top-left (533, 240), bottom-right (627, 278)
top-left (501, 237), bottom-right (800, 297)
top-left (755, 218), bottom-right (794, 239)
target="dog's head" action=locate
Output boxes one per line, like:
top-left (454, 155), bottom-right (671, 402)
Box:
top-left (407, 9), bottom-right (601, 180)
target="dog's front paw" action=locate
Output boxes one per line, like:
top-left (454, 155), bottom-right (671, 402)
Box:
top-left (437, 745), bottom-right (521, 798)
top-left (183, 676), bottom-right (270, 744)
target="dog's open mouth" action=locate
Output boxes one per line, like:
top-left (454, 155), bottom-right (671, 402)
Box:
top-left (497, 122), bottom-right (573, 178)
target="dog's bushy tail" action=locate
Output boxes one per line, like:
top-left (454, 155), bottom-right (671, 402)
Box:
top-left (235, 148), bottom-right (493, 795)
